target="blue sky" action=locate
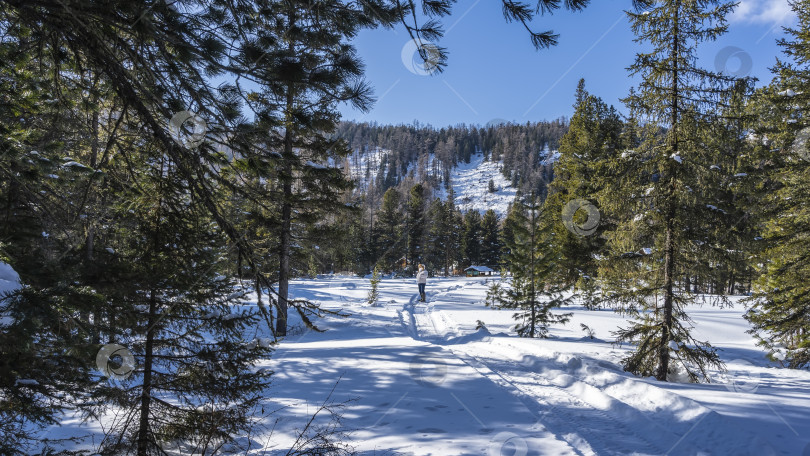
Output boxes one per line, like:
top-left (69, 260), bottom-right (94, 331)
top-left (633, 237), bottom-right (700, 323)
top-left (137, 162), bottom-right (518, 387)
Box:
top-left (339, 0), bottom-right (798, 127)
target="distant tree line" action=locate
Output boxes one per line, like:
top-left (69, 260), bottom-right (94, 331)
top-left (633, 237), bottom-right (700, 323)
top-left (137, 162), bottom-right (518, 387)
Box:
top-left (334, 119), bottom-right (567, 197)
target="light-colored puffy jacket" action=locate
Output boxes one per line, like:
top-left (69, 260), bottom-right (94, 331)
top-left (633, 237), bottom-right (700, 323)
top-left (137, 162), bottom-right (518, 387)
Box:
top-left (416, 270), bottom-right (428, 284)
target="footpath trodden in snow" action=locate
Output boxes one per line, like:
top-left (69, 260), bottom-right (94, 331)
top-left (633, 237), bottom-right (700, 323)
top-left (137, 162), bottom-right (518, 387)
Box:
top-left (260, 275), bottom-right (810, 456)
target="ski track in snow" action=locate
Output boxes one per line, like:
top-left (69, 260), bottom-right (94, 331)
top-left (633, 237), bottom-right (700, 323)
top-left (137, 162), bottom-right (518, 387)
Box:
top-left (393, 279), bottom-right (791, 456)
top-left (404, 297), bottom-right (665, 455)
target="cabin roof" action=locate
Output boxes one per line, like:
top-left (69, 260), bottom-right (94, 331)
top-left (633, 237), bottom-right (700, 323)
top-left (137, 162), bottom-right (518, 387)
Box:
top-left (464, 265), bottom-right (494, 272)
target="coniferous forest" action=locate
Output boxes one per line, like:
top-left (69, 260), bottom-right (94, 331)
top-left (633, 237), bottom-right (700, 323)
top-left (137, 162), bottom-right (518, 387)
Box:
top-left (1, 0), bottom-right (810, 454)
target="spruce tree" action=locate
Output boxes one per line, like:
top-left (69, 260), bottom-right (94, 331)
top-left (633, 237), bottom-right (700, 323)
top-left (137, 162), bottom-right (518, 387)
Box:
top-left (0, 46), bottom-right (272, 454)
top-left (542, 81), bottom-right (621, 294)
top-left (600, 0), bottom-right (738, 382)
top-left (695, 79), bottom-right (757, 295)
top-left (245, 0), bottom-right (376, 336)
top-left (368, 266), bottom-right (381, 306)
top-left (500, 200), bottom-right (523, 270)
top-left (480, 209), bottom-right (502, 268)
top-left (377, 188), bottom-right (404, 272)
top-left (496, 194), bottom-right (572, 338)
top-left (0, 44), bottom-right (106, 450)
top-left (94, 154), bottom-right (271, 455)
top-left (746, 0), bottom-right (810, 368)
top-left (406, 183), bottom-right (427, 271)
top-left (462, 210), bottom-right (483, 267)
top-left (426, 198), bottom-right (448, 273)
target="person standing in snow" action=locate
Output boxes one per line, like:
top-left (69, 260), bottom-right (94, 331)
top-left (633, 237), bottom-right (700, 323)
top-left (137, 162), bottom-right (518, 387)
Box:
top-left (416, 264), bottom-right (428, 302)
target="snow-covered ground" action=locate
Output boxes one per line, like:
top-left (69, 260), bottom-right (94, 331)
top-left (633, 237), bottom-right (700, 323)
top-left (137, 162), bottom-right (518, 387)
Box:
top-left (0, 261), bottom-right (20, 327)
top-left (437, 153), bottom-right (518, 218)
top-left (261, 276), bottom-right (810, 455)
top-left (33, 274), bottom-right (810, 455)
top-left (0, 261), bottom-right (20, 296)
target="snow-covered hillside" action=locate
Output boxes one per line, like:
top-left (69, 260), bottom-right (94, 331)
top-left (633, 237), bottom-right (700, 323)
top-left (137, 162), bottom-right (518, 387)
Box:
top-left (35, 275), bottom-right (810, 454)
top-left (437, 153), bottom-right (517, 218)
top-left (347, 147), bottom-right (560, 218)
top-left (347, 146), bottom-right (389, 193)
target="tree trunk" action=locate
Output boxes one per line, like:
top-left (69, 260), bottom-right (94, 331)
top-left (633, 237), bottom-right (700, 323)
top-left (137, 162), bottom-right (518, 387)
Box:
top-left (529, 203), bottom-right (536, 338)
top-left (276, 20), bottom-right (296, 338)
top-left (277, 181), bottom-right (291, 337)
top-left (658, 218), bottom-right (676, 381)
top-left (88, 107), bottom-right (100, 344)
top-left (276, 109), bottom-right (293, 338)
top-left (136, 289), bottom-right (157, 455)
top-left (656, 1), bottom-right (681, 382)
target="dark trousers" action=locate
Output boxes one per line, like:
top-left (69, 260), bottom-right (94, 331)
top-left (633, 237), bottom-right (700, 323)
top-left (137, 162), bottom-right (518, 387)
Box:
top-left (418, 283), bottom-right (425, 301)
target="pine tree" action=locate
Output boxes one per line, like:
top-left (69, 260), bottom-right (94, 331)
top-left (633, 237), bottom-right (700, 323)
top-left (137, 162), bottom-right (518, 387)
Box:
top-left (462, 210), bottom-right (483, 267)
top-left (368, 266), bottom-right (382, 306)
top-left (98, 155), bottom-right (271, 455)
top-left (377, 188), bottom-right (404, 272)
top-left (600, 0), bottom-right (739, 382)
top-left (0, 44), bottom-right (106, 450)
top-left (425, 198), bottom-right (447, 273)
top-left (407, 183), bottom-right (427, 271)
top-left (246, 0), bottom-right (376, 336)
top-left (496, 194), bottom-right (572, 338)
top-left (500, 200), bottom-right (523, 270)
top-left (480, 209), bottom-right (502, 268)
top-left (746, 0), bottom-right (810, 368)
top-left (542, 81), bottom-right (621, 293)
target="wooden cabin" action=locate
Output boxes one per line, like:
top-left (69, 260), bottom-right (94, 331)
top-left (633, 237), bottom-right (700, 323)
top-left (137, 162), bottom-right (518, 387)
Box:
top-left (464, 265), bottom-right (494, 277)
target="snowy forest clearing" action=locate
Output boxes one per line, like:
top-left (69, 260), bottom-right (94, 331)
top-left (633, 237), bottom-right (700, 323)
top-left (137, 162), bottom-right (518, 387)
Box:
top-left (23, 273), bottom-right (810, 455)
top-left (251, 275), bottom-right (808, 455)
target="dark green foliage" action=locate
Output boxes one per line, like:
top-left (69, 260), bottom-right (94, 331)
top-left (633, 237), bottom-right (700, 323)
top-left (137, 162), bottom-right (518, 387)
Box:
top-left (746, 0), bottom-right (810, 369)
top-left (602, 0), bottom-right (740, 382)
top-left (542, 80), bottom-right (621, 292)
top-left (94, 159), bottom-right (272, 455)
top-left (368, 266), bottom-right (381, 306)
top-left (425, 197), bottom-right (461, 275)
top-left (494, 194), bottom-right (572, 338)
top-left (407, 184), bottom-right (427, 271)
top-left (462, 210), bottom-right (483, 267)
top-left (480, 209), bottom-right (502, 268)
top-left (376, 188), bottom-right (405, 272)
